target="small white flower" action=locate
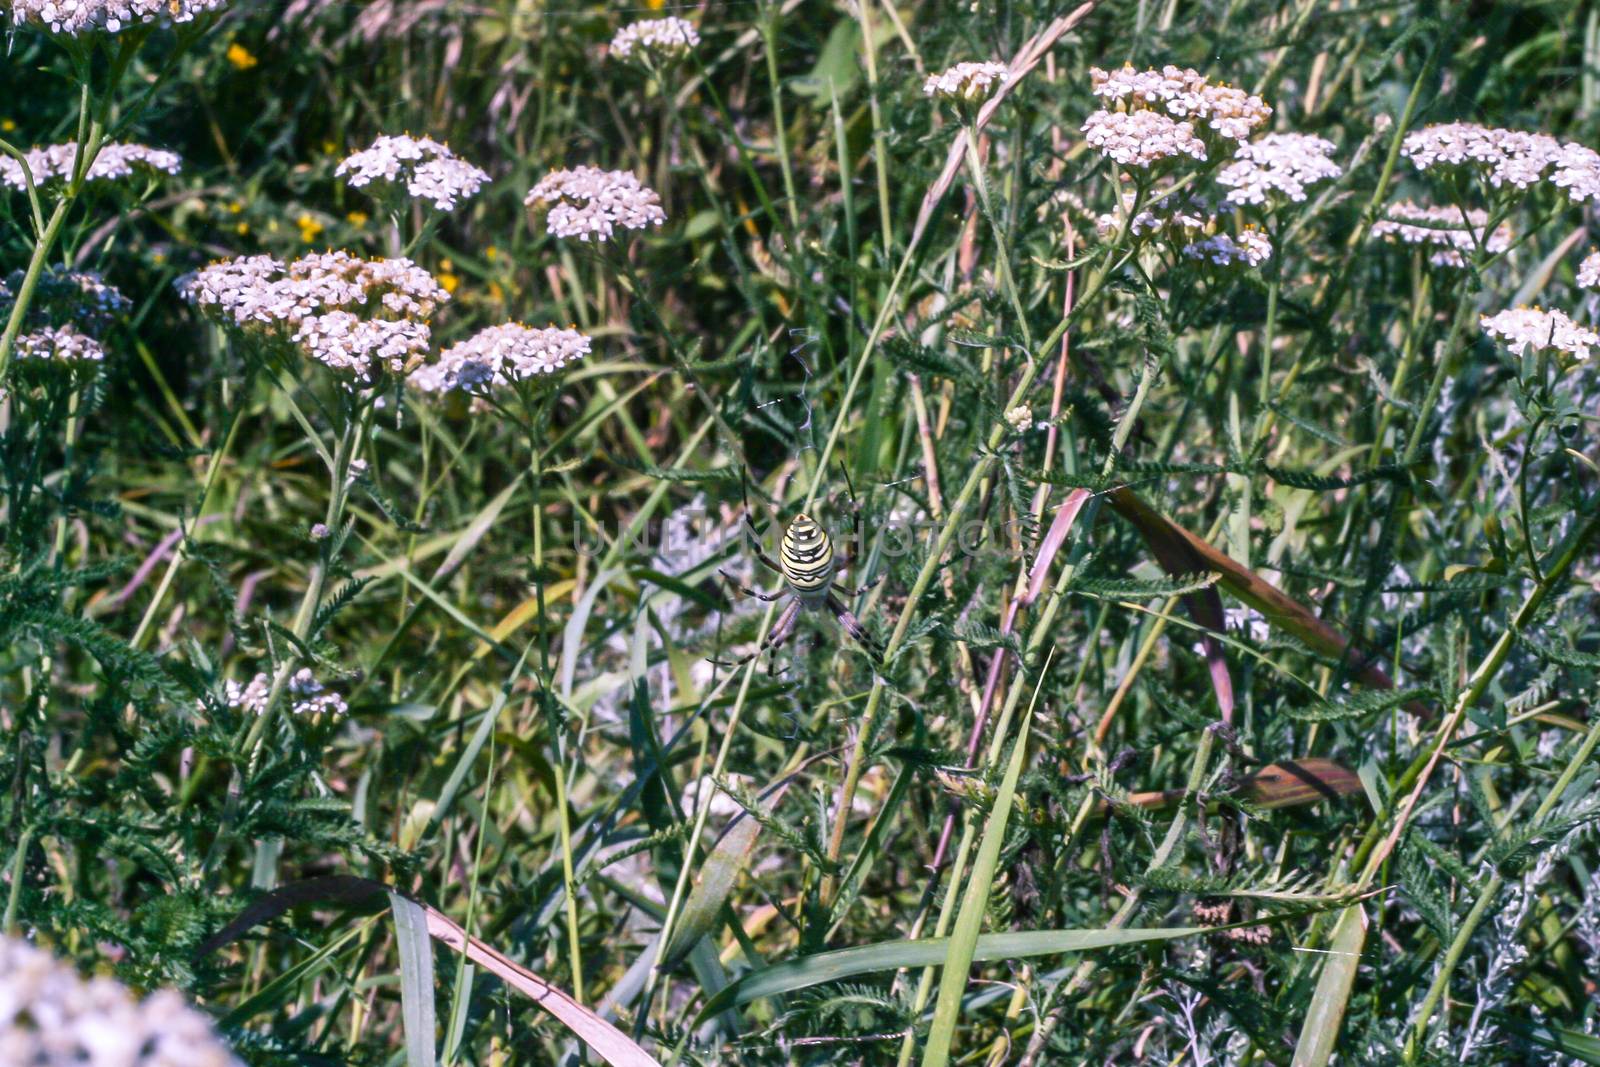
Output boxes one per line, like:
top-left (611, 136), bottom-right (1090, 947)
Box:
top-left (1400, 123), bottom-right (1600, 203)
top-left (1578, 251), bottom-right (1600, 290)
top-left (178, 251), bottom-right (447, 381)
top-left (14, 325), bottom-right (107, 366)
top-left (409, 322), bottom-right (591, 397)
top-left (1082, 109), bottom-right (1207, 167)
top-left (1217, 133), bottom-right (1342, 205)
top-left (1370, 200), bottom-right (1512, 268)
top-left (1004, 405), bottom-right (1032, 433)
top-left (1182, 227), bottom-right (1272, 267)
top-left (610, 16), bottom-right (699, 60)
top-left (0, 936), bottom-right (242, 1065)
top-left (0, 142), bottom-right (181, 192)
top-left (524, 166), bottom-right (666, 242)
top-left (1087, 64), bottom-right (1270, 148)
top-left (4, 0), bottom-right (225, 36)
top-left (1481, 306), bottom-right (1598, 361)
top-left (922, 61), bottom-right (1010, 103)
top-left (336, 134), bottom-right (490, 212)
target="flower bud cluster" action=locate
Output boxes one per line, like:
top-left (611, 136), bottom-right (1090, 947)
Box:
top-left (923, 61), bottom-right (1010, 103)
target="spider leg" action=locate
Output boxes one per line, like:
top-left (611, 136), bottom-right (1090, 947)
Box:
top-left (826, 591), bottom-right (884, 664)
top-left (833, 572), bottom-right (884, 600)
top-left (738, 472), bottom-right (783, 574)
top-left (832, 461), bottom-right (881, 599)
top-left (710, 598), bottom-right (801, 670)
top-left (719, 568), bottom-right (783, 602)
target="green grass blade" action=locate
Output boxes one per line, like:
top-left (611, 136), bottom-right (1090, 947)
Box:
top-left (1490, 1012), bottom-right (1600, 1064)
top-left (1291, 903), bottom-right (1367, 1067)
top-left (696, 925), bottom-right (1208, 1021)
top-left (920, 705), bottom-right (1034, 1067)
top-left (389, 890), bottom-right (439, 1067)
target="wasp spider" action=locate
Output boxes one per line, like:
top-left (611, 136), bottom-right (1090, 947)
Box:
top-left (714, 494), bottom-right (883, 672)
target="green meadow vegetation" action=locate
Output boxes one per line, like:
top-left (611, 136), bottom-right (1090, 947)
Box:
top-left (2, 0), bottom-right (1600, 1063)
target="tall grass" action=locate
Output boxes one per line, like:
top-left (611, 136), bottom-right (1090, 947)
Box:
top-left (2, 0), bottom-right (1600, 1064)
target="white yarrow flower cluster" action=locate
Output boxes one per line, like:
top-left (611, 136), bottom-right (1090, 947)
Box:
top-left (179, 250), bottom-right (447, 380)
top-left (1096, 191), bottom-right (1211, 239)
top-left (1182, 227), bottom-right (1273, 268)
top-left (336, 134), bottom-right (490, 212)
top-left (525, 166), bottom-right (666, 242)
top-left (922, 61), bottom-right (1010, 103)
top-left (409, 322), bottom-right (591, 396)
top-left (14, 325), bottom-right (108, 366)
top-left (0, 142), bottom-right (181, 192)
top-left (1084, 65), bottom-right (1271, 166)
top-left (1577, 251), bottom-right (1600, 290)
top-left (610, 17), bottom-right (699, 60)
top-left (0, 935), bottom-right (241, 1066)
top-left (4, 0), bottom-right (225, 35)
top-left (2, 268), bottom-right (128, 373)
top-left (1082, 109), bottom-right (1206, 167)
top-left (1370, 201), bottom-right (1511, 268)
top-left (1481, 306), bottom-right (1598, 361)
top-left (1217, 133), bottom-right (1342, 204)
top-left (1401, 123), bottom-right (1600, 202)
top-left (214, 669), bottom-right (348, 717)
top-left (2, 267), bottom-right (130, 331)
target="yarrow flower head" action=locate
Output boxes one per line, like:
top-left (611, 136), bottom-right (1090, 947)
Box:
top-left (1481, 306), bottom-right (1598, 361)
top-left (1370, 200), bottom-right (1512, 268)
top-left (525, 167), bottom-right (666, 242)
top-left (409, 322), bottom-right (591, 397)
top-left (0, 142), bottom-right (181, 192)
top-left (1, 267), bottom-right (127, 377)
top-left (2, 266), bottom-right (130, 333)
top-left (1400, 123), bottom-right (1600, 202)
top-left (336, 134), bottom-right (490, 212)
top-left (1577, 251), bottom-right (1600, 290)
top-left (922, 61), bottom-right (1010, 103)
top-left (1217, 133), bottom-right (1342, 205)
top-left (0, 935), bottom-right (242, 1066)
top-left (1182, 226), bottom-right (1272, 268)
top-left (1082, 109), bottom-right (1206, 168)
top-left (1083, 65), bottom-right (1270, 167)
top-left (1096, 191), bottom-right (1211, 239)
top-left (3, 0), bottom-right (225, 35)
top-left (178, 250), bottom-right (448, 381)
top-left (14, 325), bottom-right (107, 367)
top-left (210, 669), bottom-right (348, 718)
top-left (610, 16), bottom-right (699, 61)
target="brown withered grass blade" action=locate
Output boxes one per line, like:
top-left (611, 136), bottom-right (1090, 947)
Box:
top-left (910, 2), bottom-right (1097, 249)
top-left (1099, 487), bottom-right (1233, 721)
top-left (1106, 485), bottom-right (1431, 718)
top-left (1119, 758), bottom-right (1361, 812)
top-left (198, 877), bottom-right (663, 1067)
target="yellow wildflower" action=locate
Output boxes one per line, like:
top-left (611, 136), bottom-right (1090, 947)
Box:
top-left (226, 42), bottom-right (258, 70)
